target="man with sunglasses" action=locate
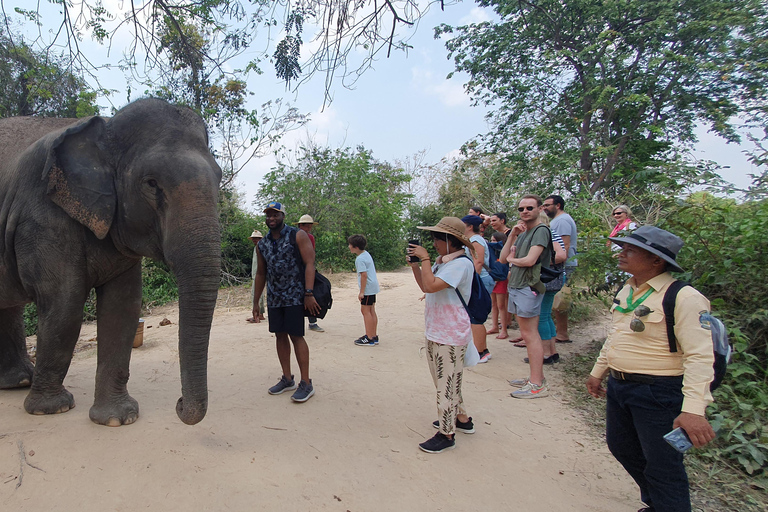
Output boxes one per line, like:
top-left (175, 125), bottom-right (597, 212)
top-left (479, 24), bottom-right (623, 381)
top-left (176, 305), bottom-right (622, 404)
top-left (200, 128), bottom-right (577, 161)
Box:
top-left (586, 226), bottom-right (716, 512)
top-left (543, 194), bottom-right (578, 343)
top-left (499, 195), bottom-right (553, 398)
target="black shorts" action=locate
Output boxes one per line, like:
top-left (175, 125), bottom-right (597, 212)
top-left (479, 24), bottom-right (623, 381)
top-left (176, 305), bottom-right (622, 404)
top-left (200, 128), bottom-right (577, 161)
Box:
top-left (360, 294), bottom-right (377, 306)
top-left (267, 304), bottom-right (306, 336)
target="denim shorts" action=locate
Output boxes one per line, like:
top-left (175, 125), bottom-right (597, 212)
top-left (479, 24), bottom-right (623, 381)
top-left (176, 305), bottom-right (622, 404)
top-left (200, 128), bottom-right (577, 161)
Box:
top-left (507, 287), bottom-right (545, 318)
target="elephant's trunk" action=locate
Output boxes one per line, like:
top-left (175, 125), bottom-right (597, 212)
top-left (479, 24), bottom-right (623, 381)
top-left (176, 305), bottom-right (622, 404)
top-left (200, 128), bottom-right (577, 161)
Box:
top-left (165, 218), bottom-right (220, 425)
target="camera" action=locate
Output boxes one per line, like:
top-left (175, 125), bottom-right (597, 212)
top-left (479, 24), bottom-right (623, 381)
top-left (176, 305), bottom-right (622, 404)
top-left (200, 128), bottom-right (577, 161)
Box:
top-left (408, 239), bottom-right (421, 263)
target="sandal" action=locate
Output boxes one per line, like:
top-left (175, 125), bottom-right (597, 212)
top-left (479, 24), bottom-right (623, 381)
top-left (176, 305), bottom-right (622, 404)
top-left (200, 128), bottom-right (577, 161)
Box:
top-left (509, 336), bottom-right (524, 344)
top-left (555, 338), bottom-right (573, 343)
top-left (513, 339), bottom-right (527, 348)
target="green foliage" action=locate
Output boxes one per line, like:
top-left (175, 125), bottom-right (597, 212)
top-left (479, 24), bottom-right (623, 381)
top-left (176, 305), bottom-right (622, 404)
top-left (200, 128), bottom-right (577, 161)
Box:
top-left (141, 259), bottom-right (179, 309)
top-left (219, 188), bottom-right (261, 283)
top-left (438, 0), bottom-right (768, 196)
top-left (257, 145), bottom-right (412, 270)
top-left (0, 26), bottom-right (100, 118)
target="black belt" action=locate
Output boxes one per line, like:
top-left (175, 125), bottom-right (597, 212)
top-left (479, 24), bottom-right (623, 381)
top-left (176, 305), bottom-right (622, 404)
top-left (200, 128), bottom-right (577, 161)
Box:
top-left (609, 369), bottom-right (681, 384)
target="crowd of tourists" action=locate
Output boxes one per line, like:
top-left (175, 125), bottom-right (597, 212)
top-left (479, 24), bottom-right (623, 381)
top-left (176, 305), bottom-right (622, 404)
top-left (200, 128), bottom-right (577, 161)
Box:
top-left (247, 197), bottom-right (716, 512)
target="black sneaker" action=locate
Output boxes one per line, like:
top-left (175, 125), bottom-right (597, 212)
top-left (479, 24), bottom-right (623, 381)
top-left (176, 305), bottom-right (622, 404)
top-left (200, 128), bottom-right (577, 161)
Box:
top-left (268, 374), bottom-right (297, 395)
top-left (354, 335), bottom-right (379, 346)
top-left (290, 379), bottom-right (315, 403)
top-left (419, 432), bottom-right (456, 454)
top-left (432, 417), bottom-right (475, 434)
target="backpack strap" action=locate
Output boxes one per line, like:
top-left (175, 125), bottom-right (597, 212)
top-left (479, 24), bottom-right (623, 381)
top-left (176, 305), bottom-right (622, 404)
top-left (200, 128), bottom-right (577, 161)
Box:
top-left (612, 284), bottom-right (625, 305)
top-left (662, 280), bottom-right (691, 353)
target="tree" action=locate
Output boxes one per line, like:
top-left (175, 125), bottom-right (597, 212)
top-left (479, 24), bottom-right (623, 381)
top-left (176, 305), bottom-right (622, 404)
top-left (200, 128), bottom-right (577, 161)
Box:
top-left (4, 0), bottom-right (449, 104)
top-left (257, 143), bottom-right (412, 269)
top-left (437, 0), bottom-right (768, 197)
top-left (0, 26), bottom-right (99, 118)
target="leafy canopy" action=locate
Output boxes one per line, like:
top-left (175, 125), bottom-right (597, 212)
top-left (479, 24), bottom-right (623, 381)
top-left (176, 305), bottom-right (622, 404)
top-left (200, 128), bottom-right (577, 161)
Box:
top-left (437, 0), bottom-right (768, 197)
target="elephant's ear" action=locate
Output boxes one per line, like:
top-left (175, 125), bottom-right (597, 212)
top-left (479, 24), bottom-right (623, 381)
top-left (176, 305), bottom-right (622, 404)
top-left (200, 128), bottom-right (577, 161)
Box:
top-left (43, 117), bottom-right (116, 240)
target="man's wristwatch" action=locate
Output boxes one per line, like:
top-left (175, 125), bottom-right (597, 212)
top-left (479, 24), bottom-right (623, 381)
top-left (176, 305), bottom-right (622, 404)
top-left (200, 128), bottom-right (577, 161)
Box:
top-left (305, 289), bottom-right (314, 296)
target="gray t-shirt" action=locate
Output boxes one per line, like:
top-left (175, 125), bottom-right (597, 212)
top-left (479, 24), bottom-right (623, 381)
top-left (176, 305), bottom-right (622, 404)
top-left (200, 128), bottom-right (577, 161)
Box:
top-left (551, 212), bottom-right (578, 267)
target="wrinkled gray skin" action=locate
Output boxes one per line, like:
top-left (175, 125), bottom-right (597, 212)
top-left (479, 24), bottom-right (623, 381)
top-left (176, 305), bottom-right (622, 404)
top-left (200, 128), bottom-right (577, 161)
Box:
top-left (0, 99), bottom-right (222, 426)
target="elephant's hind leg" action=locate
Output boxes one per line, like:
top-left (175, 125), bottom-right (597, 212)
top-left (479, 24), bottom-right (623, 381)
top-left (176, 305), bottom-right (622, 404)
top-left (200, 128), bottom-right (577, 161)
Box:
top-left (23, 299), bottom-right (83, 415)
top-left (0, 306), bottom-right (35, 388)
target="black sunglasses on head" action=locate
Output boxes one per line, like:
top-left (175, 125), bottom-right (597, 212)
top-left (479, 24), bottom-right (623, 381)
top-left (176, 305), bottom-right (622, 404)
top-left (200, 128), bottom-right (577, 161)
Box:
top-left (517, 206), bottom-right (536, 212)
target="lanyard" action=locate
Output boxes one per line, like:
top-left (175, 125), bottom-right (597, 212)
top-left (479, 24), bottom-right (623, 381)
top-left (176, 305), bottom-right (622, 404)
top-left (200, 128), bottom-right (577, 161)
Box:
top-left (614, 286), bottom-right (654, 314)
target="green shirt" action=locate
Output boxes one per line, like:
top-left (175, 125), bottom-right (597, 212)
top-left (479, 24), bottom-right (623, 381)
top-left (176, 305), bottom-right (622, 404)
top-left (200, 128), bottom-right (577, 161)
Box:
top-left (508, 224), bottom-right (552, 294)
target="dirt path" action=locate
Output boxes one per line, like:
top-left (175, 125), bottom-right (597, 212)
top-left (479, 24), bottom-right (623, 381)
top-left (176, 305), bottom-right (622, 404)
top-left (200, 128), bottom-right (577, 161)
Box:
top-left (1, 270), bottom-right (640, 511)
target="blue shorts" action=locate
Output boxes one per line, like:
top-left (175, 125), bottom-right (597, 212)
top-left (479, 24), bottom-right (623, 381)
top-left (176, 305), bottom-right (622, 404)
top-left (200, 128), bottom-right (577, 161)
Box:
top-left (507, 287), bottom-right (545, 318)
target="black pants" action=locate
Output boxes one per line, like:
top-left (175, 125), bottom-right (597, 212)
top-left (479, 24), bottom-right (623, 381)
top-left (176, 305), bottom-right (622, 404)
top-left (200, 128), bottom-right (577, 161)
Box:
top-left (606, 375), bottom-right (690, 512)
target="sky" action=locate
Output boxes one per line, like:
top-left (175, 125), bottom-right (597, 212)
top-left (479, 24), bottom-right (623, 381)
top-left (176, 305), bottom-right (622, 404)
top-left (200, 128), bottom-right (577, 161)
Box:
top-left (5, 1), bottom-right (761, 210)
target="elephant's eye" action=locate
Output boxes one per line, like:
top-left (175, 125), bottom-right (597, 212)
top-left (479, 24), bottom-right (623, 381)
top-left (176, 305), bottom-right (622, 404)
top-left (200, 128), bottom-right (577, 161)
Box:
top-left (146, 179), bottom-right (158, 188)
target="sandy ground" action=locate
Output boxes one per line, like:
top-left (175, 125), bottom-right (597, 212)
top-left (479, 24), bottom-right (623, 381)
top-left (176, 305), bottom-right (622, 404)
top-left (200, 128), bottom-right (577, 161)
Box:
top-left (0, 269), bottom-right (641, 511)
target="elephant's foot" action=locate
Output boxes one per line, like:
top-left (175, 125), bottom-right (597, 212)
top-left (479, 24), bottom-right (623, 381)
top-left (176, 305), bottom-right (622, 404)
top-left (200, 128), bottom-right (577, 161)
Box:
top-left (0, 362), bottom-right (34, 389)
top-left (89, 395), bottom-right (139, 426)
top-left (24, 387), bottom-right (75, 414)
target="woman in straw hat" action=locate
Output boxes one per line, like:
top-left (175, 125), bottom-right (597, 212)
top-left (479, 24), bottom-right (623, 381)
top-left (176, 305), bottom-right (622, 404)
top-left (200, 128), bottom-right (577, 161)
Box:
top-left (407, 217), bottom-right (477, 453)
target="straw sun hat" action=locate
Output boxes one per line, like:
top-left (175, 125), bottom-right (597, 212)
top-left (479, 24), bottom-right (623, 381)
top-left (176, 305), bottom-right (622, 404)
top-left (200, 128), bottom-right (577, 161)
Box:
top-left (298, 214), bottom-right (318, 225)
top-left (416, 217), bottom-right (473, 248)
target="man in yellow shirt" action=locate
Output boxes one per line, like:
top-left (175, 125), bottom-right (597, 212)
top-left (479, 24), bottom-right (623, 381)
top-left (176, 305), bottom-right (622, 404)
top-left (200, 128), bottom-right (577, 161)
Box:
top-left (586, 226), bottom-right (716, 512)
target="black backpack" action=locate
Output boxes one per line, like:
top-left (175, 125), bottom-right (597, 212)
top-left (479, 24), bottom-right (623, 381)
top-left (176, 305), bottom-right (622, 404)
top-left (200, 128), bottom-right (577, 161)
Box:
top-left (288, 228), bottom-right (333, 319)
top-left (662, 281), bottom-right (731, 391)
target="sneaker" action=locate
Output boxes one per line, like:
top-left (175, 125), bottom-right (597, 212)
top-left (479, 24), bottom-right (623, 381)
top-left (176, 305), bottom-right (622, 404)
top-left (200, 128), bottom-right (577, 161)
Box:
top-left (508, 377), bottom-right (529, 388)
top-left (418, 432), bottom-right (455, 454)
top-left (523, 354), bottom-right (560, 365)
top-left (510, 379), bottom-right (549, 399)
top-left (432, 417), bottom-right (475, 434)
top-left (354, 335), bottom-right (379, 346)
top-left (308, 323), bottom-right (325, 332)
top-left (478, 349), bottom-right (492, 363)
top-left (268, 374), bottom-right (297, 395)
top-left (290, 379), bottom-right (315, 402)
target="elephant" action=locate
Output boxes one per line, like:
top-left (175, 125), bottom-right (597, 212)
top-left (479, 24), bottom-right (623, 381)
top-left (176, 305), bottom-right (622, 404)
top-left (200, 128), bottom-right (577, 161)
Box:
top-left (0, 98), bottom-right (222, 426)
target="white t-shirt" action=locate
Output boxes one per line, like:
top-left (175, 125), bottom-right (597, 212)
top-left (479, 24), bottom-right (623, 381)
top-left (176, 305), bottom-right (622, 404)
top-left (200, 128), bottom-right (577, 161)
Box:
top-left (424, 256), bottom-right (474, 346)
top-left (551, 212), bottom-right (578, 267)
top-left (354, 250), bottom-right (380, 295)
top-left (466, 234), bottom-right (491, 280)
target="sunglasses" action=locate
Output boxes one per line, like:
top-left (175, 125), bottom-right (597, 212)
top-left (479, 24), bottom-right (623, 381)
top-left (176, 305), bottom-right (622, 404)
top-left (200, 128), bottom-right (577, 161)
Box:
top-left (517, 206), bottom-right (536, 212)
top-left (613, 211), bottom-right (625, 216)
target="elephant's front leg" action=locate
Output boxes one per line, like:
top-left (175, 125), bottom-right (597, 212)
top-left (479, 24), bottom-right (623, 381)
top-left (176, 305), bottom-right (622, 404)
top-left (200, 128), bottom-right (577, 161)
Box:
top-left (89, 263), bottom-right (143, 426)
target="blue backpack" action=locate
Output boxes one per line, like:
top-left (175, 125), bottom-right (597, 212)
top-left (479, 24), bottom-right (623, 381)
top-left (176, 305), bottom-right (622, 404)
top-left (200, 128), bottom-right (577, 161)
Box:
top-left (484, 241), bottom-right (510, 282)
top-left (455, 255), bottom-right (492, 322)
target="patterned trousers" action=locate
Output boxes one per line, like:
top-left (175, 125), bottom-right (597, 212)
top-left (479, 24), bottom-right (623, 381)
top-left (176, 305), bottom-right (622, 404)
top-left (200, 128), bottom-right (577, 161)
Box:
top-left (426, 340), bottom-right (468, 436)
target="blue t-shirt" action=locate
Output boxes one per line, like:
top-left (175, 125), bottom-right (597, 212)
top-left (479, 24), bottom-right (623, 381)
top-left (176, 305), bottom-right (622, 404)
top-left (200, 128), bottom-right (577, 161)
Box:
top-left (551, 213), bottom-right (578, 267)
top-left (355, 250), bottom-right (380, 295)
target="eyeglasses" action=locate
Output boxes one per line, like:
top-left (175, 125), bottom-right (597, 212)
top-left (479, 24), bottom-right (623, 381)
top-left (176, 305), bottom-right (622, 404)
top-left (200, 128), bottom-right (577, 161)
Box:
top-left (613, 211), bottom-right (625, 216)
top-left (517, 206), bottom-right (536, 212)
top-left (542, 203), bottom-right (554, 207)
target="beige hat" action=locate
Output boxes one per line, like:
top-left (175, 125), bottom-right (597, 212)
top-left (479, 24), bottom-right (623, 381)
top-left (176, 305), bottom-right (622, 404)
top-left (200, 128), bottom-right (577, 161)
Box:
top-left (417, 217), bottom-right (473, 248)
top-left (249, 230), bottom-right (263, 239)
top-left (298, 214), bottom-right (318, 225)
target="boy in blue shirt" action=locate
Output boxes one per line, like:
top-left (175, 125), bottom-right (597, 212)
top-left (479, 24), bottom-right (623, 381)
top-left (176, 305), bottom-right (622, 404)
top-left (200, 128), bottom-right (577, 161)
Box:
top-left (348, 235), bottom-right (380, 346)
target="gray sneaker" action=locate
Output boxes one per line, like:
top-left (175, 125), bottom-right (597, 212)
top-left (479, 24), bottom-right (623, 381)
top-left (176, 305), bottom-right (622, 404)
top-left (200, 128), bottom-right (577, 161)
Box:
top-left (308, 323), bottom-right (325, 332)
top-left (268, 374), bottom-right (297, 395)
top-left (510, 379), bottom-right (549, 399)
top-left (291, 379), bottom-right (315, 402)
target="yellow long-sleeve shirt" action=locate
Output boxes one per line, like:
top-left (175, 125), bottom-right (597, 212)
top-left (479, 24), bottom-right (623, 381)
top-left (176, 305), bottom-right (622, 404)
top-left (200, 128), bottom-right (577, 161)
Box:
top-left (590, 272), bottom-right (714, 416)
